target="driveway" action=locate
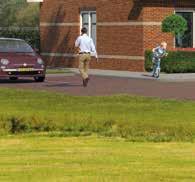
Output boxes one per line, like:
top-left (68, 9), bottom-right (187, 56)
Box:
top-left (0, 70), bottom-right (195, 100)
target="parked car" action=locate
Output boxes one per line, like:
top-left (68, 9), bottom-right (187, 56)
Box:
top-left (0, 38), bottom-right (46, 82)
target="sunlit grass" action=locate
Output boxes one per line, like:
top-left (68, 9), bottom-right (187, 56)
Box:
top-left (0, 135), bottom-right (195, 182)
top-left (46, 68), bottom-right (74, 74)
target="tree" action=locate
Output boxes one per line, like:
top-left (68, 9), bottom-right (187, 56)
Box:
top-left (15, 4), bottom-right (40, 26)
top-left (162, 14), bottom-right (187, 36)
top-left (0, 0), bottom-right (39, 27)
top-left (0, 0), bottom-right (40, 49)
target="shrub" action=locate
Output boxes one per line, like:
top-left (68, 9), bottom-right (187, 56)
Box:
top-left (0, 0), bottom-right (39, 27)
top-left (0, 1), bottom-right (40, 50)
top-left (0, 27), bottom-right (40, 50)
top-left (145, 50), bottom-right (195, 73)
top-left (162, 14), bottom-right (187, 36)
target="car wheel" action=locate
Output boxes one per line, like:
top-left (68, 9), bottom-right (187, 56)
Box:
top-left (9, 77), bottom-right (18, 81)
top-left (34, 76), bottom-right (45, 82)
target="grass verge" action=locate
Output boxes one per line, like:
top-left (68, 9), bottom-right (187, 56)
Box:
top-left (0, 88), bottom-right (195, 141)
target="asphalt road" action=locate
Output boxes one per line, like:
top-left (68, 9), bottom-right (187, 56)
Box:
top-left (0, 73), bottom-right (195, 100)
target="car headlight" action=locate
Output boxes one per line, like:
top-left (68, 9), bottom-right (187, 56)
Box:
top-left (37, 58), bottom-right (44, 65)
top-left (1, 59), bottom-right (9, 65)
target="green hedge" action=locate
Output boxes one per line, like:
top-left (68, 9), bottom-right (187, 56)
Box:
top-left (145, 50), bottom-right (195, 73)
top-left (0, 27), bottom-right (40, 50)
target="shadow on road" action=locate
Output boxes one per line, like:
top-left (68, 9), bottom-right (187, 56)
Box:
top-left (141, 73), bottom-right (153, 78)
top-left (0, 78), bottom-right (35, 84)
top-left (46, 82), bottom-right (82, 88)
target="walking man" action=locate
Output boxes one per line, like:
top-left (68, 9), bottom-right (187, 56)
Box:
top-left (75, 27), bottom-right (97, 87)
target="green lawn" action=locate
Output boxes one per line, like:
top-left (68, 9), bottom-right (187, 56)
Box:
top-left (46, 68), bottom-right (74, 74)
top-left (0, 88), bottom-right (195, 141)
top-left (0, 88), bottom-right (195, 181)
top-left (0, 135), bottom-right (195, 182)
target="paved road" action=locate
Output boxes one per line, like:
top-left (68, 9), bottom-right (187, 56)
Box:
top-left (0, 73), bottom-right (195, 100)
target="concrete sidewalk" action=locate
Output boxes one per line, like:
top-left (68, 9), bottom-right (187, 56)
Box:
top-left (68, 68), bottom-right (195, 82)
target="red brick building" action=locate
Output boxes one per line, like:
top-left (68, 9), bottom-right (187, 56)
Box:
top-left (39, 0), bottom-right (195, 71)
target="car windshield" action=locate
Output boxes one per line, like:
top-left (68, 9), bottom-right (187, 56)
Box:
top-left (0, 39), bottom-right (34, 53)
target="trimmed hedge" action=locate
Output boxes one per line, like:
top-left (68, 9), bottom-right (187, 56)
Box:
top-left (0, 27), bottom-right (40, 50)
top-left (145, 50), bottom-right (195, 73)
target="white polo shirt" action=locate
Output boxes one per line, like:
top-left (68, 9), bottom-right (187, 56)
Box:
top-left (75, 34), bottom-right (97, 58)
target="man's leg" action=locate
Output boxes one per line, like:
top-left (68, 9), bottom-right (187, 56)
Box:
top-left (79, 54), bottom-right (90, 87)
top-left (84, 54), bottom-right (91, 77)
top-left (83, 54), bottom-right (91, 86)
top-left (79, 55), bottom-right (87, 79)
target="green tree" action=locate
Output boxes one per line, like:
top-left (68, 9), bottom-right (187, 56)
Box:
top-left (162, 14), bottom-right (187, 36)
top-left (16, 4), bottom-right (39, 26)
top-left (0, 0), bottom-right (39, 27)
top-left (0, 0), bottom-right (40, 49)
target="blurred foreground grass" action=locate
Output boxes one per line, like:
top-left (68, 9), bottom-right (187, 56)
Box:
top-left (0, 135), bottom-right (195, 182)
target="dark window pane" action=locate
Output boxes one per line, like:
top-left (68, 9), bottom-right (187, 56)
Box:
top-left (81, 12), bottom-right (96, 45)
top-left (91, 24), bottom-right (96, 45)
top-left (175, 12), bottom-right (193, 48)
top-left (82, 13), bottom-right (89, 24)
top-left (91, 13), bottom-right (96, 24)
top-left (90, 12), bottom-right (96, 45)
top-left (81, 13), bottom-right (89, 34)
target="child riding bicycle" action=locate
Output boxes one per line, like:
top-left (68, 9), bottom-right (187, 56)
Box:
top-left (152, 42), bottom-right (168, 78)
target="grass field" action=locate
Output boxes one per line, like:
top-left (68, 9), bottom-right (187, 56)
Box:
top-left (0, 88), bottom-right (195, 141)
top-left (0, 135), bottom-right (195, 182)
top-left (0, 88), bottom-right (195, 181)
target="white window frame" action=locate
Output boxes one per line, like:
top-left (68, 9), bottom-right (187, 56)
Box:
top-left (80, 11), bottom-right (96, 44)
top-left (174, 8), bottom-right (195, 48)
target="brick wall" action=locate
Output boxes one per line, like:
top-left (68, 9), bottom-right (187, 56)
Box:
top-left (142, 1), bottom-right (195, 50)
top-left (142, 6), bottom-right (174, 51)
top-left (40, 0), bottom-right (145, 71)
top-left (40, 0), bottom-right (193, 71)
top-left (97, 26), bottom-right (143, 56)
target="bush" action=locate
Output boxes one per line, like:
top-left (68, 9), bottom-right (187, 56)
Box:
top-left (145, 50), bottom-right (195, 73)
top-left (0, 1), bottom-right (40, 50)
top-left (162, 14), bottom-right (187, 36)
top-left (0, 28), bottom-right (40, 50)
top-left (0, 0), bottom-right (39, 27)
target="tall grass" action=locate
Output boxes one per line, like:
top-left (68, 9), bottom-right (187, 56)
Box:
top-left (0, 88), bottom-right (195, 141)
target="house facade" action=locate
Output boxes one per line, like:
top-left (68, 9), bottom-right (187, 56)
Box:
top-left (39, 0), bottom-right (195, 71)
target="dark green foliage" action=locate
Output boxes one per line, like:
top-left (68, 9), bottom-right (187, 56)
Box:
top-left (145, 50), bottom-right (195, 73)
top-left (0, 0), bottom-right (40, 49)
top-left (0, 0), bottom-right (39, 27)
top-left (0, 28), bottom-right (40, 50)
top-left (162, 14), bottom-right (187, 36)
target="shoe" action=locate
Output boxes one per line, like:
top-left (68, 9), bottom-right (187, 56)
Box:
top-left (83, 77), bottom-right (90, 87)
top-left (85, 77), bottom-right (90, 86)
top-left (83, 79), bottom-right (87, 87)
